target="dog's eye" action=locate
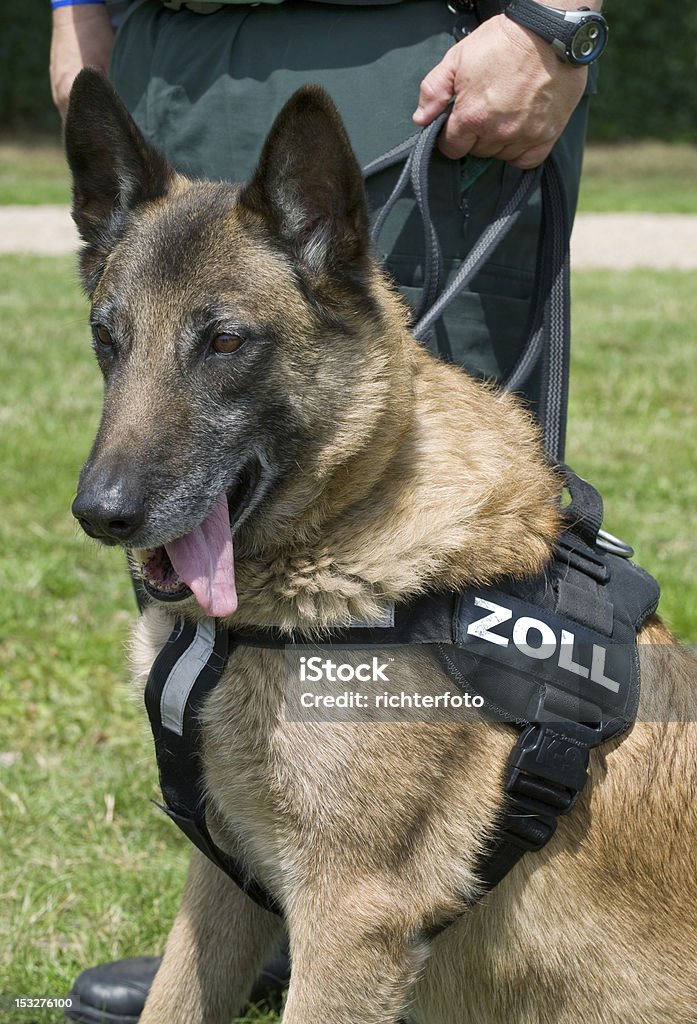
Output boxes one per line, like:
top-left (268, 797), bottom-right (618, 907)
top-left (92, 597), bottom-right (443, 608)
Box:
top-left (211, 331), bottom-right (245, 355)
top-left (94, 324), bottom-right (115, 349)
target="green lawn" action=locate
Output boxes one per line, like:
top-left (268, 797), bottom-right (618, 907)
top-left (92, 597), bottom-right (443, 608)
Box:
top-left (0, 139), bottom-right (70, 206)
top-left (3, 137), bottom-right (697, 212)
top-left (578, 141), bottom-right (697, 213)
top-left (565, 271), bottom-right (697, 640)
top-left (0, 256), bottom-right (695, 1022)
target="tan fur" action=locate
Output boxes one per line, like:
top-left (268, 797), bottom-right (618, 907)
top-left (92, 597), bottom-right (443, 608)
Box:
top-left (127, 248), bottom-right (697, 1024)
top-left (67, 74), bottom-right (697, 1024)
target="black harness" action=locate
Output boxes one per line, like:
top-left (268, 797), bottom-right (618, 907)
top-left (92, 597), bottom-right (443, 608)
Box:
top-left (144, 469), bottom-right (659, 921)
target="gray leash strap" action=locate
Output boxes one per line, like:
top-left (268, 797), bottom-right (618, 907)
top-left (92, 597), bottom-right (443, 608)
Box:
top-left (363, 107), bottom-right (451, 320)
top-left (502, 156), bottom-right (570, 460)
top-left (362, 119), bottom-right (572, 463)
top-left (537, 157), bottom-right (571, 462)
top-left (412, 165), bottom-right (542, 341)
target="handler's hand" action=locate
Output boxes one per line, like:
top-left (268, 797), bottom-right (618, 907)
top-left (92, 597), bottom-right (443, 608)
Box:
top-left (413, 14), bottom-right (588, 169)
top-left (50, 5), bottom-right (114, 121)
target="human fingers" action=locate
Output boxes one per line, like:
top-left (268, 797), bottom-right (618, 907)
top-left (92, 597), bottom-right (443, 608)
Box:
top-left (506, 140), bottom-right (556, 169)
top-left (413, 49), bottom-right (458, 126)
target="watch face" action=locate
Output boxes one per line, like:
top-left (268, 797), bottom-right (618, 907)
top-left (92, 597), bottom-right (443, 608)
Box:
top-left (571, 17), bottom-right (608, 64)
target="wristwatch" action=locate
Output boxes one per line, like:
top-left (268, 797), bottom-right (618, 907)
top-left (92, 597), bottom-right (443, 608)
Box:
top-left (504, 0), bottom-right (608, 65)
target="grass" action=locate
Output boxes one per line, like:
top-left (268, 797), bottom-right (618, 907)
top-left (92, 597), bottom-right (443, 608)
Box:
top-left (0, 138), bottom-right (70, 206)
top-left (0, 255), bottom-right (695, 1022)
top-left (565, 270), bottom-right (697, 640)
top-left (578, 141), bottom-right (697, 213)
top-left (3, 136), bottom-right (697, 212)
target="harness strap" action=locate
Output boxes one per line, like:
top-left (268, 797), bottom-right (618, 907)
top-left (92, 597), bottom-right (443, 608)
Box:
top-left (474, 720), bottom-right (591, 896)
top-left (144, 618), bottom-right (280, 914)
top-left (145, 617), bottom-right (597, 924)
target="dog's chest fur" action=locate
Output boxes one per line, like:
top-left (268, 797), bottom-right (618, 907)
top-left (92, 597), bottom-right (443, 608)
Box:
top-left (131, 592), bottom-right (513, 920)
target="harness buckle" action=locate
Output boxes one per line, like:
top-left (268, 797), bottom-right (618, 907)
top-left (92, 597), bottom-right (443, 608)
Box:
top-left (499, 723), bottom-right (592, 851)
top-left (507, 722), bottom-right (590, 800)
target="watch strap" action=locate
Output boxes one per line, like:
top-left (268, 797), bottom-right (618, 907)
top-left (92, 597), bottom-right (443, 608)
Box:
top-left (505, 0), bottom-right (571, 46)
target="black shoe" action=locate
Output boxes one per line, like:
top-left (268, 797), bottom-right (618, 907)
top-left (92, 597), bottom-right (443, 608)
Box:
top-left (65, 949), bottom-right (290, 1023)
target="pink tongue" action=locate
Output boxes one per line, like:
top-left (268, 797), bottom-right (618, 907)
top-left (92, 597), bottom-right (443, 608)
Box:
top-left (165, 493), bottom-right (237, 617)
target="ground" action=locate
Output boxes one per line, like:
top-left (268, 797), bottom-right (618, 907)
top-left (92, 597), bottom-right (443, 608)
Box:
top-left (3, 205), bottom-right (697, 269)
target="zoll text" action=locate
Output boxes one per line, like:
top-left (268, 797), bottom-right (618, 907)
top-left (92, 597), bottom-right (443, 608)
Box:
top-left (466, 597), bottom-right (620, 693)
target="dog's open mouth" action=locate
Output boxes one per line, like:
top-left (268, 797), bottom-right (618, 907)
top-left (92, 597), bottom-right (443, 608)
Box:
top-left (132, 463), bottom-right (259, 617)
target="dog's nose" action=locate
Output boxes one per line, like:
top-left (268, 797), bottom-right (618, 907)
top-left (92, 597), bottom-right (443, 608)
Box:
top-left (72, 483), bottom-right (145, 544)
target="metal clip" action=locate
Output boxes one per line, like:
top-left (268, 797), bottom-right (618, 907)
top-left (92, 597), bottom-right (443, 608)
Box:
top-left (596, 527), bottom-right (634, 559)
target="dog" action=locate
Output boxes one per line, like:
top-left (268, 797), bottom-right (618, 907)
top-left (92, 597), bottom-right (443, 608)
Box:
top-left (65, 69), bottom-right (697, 1024)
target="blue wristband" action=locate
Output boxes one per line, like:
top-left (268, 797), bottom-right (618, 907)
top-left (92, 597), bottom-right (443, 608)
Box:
top-left (52, 0), bottom-right (106, 9)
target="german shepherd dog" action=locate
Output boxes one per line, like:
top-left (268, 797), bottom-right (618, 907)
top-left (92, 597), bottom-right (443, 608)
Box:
top-left (65, 69), bottom-right (696, 1024)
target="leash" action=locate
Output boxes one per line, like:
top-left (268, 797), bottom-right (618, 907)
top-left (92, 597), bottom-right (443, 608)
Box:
top-left (362, 114), bottom-right (571, 462)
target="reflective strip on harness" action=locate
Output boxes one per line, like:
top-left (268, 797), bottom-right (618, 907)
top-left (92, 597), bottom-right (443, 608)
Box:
top-left (160, 617), bottom-right (217, 734)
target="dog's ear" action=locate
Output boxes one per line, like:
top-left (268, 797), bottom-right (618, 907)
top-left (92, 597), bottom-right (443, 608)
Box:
top-left (64, 68), bottom-right (173, 290)
top-left (239, 86), bottom-right (370, 276)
